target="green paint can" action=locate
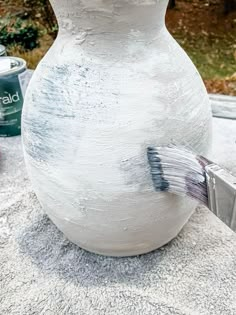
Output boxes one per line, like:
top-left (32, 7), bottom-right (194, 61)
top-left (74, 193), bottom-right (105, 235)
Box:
top-left (0, 45), bottom-right (6, 56)
top-left (0, 57), bottom-right (27, 137)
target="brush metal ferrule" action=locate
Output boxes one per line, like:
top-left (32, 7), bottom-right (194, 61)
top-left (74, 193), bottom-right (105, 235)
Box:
top-left (205, 164), bottom-right (236, 232)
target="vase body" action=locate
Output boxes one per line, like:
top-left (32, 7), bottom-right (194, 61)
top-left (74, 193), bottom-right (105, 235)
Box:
top-left (22, 0), bottom-right (212, 256)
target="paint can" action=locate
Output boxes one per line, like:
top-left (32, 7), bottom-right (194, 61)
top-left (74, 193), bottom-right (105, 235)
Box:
top-left (0, 56), bottom-right (28, 137)
top-left (0, 45), bottom-right (7, 56)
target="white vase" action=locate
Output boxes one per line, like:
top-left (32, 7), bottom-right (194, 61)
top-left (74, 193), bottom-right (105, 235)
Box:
top-left (22, 0), bottom-right (212, 256)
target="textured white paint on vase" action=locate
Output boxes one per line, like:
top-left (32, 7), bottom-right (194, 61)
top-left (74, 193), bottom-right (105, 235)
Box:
top-left (22, 0), bottom-right (212, 256)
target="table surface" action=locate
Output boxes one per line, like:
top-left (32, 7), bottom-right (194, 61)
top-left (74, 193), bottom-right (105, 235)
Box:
top-left (0, 117), bottom-right (236, 315)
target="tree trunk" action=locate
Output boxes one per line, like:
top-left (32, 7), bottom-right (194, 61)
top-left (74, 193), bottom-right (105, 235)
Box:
top-left (224, 0), bottom-right (236, 14)
top-left (168, 0), bottom-right (176, 9)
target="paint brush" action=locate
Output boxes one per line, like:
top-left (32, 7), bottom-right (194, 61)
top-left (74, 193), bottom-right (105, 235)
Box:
top-left (147, 146), bottom-right (236, 232)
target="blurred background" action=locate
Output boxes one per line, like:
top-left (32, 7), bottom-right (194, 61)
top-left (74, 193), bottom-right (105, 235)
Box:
top-left (0, 0), bottom-right (235, 95)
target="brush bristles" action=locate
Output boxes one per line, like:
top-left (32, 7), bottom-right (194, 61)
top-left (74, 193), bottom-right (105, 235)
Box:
top-left (147, 146), bottom-right (211, 206)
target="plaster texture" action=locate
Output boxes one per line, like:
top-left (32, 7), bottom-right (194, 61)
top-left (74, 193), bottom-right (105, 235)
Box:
top-left (22, 0), bottom-right (212, 255)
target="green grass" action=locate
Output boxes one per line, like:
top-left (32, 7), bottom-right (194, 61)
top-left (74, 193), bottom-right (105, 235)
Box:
top-left (174, 32), bottom-right (236, 79)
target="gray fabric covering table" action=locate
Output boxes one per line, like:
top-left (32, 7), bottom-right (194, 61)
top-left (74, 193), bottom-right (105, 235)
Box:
top-left (1, 117), bottom-right (236, 315)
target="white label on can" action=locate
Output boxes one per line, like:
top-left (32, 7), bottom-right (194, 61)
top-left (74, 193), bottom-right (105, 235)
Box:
top-left (18, 69), bottom-right (34, 97)
top-left (0, 59), bottom-right (11, 74)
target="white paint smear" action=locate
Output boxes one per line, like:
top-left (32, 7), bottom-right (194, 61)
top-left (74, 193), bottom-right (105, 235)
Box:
top-left (22, 0), bottom-right (212, 256)
top-left (0, 59), bottom-right (11, 73)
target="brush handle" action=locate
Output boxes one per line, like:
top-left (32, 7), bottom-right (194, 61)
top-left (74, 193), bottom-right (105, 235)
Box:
top-left (206, 164), bottom-right (236, 232)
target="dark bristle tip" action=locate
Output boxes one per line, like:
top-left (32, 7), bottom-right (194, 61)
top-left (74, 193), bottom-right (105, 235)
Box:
top-left (147, 148), bottom-right (159, 155)
top-left (153, 183), bottom-right (169, 192)
top-left (160, 180), bottom-right (169, 191)
top-left (151, 171), bottom-right (162, 176)
top-left (149, 161), bottom-right (161, 167)
top-left (152, 174), bottom-right (163, 182)
top-left (151, 176), bottom-right (162, 182)
top-left (153, 184), bottom-right (163, 190)
top-left (147, 149), bottom-right (158, 155)
top-left (148, 156), bottom-right (161, 163)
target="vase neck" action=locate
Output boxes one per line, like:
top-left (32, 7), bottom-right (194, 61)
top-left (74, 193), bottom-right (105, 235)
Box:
top-left (50, 0), bottom-right (168, 36)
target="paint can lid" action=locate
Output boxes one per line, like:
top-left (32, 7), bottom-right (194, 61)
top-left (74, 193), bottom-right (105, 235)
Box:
top-left (0, 44), bottom-right (6, 56)
top-left (0, 56), bottom-right (26, 77)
